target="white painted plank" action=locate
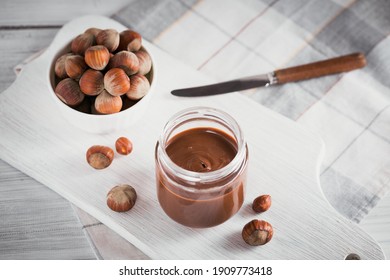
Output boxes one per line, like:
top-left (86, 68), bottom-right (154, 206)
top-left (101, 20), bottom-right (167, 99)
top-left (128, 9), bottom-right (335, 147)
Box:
top-left (0, 15), bottom-right (384, 259)
top-left (0, 159), bottom-right (97, 259)
top-left (0, 29), bottom-right (59, 92)
top-left (1, 0), bottom-right (131, 26)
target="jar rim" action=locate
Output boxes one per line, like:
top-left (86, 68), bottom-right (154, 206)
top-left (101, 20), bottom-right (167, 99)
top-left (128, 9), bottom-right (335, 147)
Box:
top-left (157, 106), bottom-right (247, 187)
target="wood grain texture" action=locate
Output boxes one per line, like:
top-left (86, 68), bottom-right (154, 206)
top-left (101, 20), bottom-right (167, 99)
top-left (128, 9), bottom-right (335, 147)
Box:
top-left (0, 28), bottom-right (58, 93)
top-left (73, 207), bottom-right (149, 260)
top-left (0, 16), bottom-right (384, 259)
top-left (1, 0), bottom-right (131, 26)
top-left (275, 53), bottom-right (366, 84)
top-left (0, 160), bottom-right (97, 259)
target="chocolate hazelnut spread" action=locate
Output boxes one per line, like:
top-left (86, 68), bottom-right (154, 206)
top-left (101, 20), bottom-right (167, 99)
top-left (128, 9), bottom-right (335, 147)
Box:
top-left (155, 107), bottom-right (248, 228)
top-left (156, 127), bottom-right (247, 228)
top-left (166, 127), bottom-right (237, 174)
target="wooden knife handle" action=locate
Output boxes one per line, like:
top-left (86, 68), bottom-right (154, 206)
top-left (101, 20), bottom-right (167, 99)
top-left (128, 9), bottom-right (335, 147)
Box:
top-left (274, 53), bottom-right (366, 84)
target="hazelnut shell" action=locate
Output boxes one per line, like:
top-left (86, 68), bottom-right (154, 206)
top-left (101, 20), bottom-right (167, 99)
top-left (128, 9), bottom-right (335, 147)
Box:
top-left (242, 219), bottom-right (273, 246)
top-left (86, 145), bottom-right (114, 170)
top-left (84, 27), bottom-right (102, 38)
top-left (104, 68), bottom-right (130, 96)
top-left (71, 33), bottom-right (95, 55)
top-left (85, 45), bottom-right (110, 71)
top-left (118, 30), bottom-right (142, 52)
top-left (54, 53), bottom-right (72, 79)
top-left (96, 29), bottom-right (120, 52)
top-left (55, 78), bottom-right (85, 107)
top-left (107, 184), bottom-right (137, 212)
top-left (252, 195), bottom-right (272, 213)
top-left (126, 74), bottom-right (150, 100)
top-left (79, 69), bottom-right (104, 96)
top-left (109, 51), bottom-right (139, 76)
top-left (95, 89), bottom-right (123, 114)
top-left (134, 50), bottom-right (152, 75)
top-left (115, 137), bottom-right (133, 155)
top-left (65, 55), bottom-right (87, 80)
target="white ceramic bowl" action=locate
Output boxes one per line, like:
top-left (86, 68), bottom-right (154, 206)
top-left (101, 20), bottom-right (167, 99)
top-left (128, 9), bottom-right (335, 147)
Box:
top-left (47, 16), bottom-right (156, 134)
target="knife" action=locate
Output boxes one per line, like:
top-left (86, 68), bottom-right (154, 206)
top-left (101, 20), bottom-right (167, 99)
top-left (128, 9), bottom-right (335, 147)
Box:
top-left (171, 53), bottom-right (366, 97)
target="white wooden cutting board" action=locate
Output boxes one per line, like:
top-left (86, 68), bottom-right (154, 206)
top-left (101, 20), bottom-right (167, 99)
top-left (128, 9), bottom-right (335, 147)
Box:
top-left (0, 15), bottom-right (384, 259)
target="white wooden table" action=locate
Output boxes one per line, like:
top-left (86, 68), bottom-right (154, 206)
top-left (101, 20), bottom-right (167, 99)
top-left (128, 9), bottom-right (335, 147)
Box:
top-left (0, 0), bottom-right (148, 260)
top-left (1, 0), bottom-right (389, 259)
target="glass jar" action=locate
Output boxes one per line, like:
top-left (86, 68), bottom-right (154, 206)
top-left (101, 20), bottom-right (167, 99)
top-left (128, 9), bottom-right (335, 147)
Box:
top-left (155, 107), bottom-right (249, 228)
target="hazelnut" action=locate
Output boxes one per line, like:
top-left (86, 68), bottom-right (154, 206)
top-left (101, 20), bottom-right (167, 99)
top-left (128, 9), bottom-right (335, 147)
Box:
top-left (55, 78), bottom-right (85, 107)
top-left (85, 45), bottom-right (110, 70)
top-left (95, 89), bottom-right (122, 114)
top-left (54, 53), bottom-right (72, 79)
top-left (252, 195), bottom-right (271, 213)
top-left (71, 33), bottom-right (95, 55)
top-left (242, 219), bottom-right (273, 246)
top-left (90, 102), bottom-right (103, 115)
top-left (65, 55), bottom-right (87, 80)
top-left (104, 68), bottom-right (130, 96)
top-left (108, 51), bottom-right (139, 75)
top-left (84, 27), bottom-right (102, 38)
top-left (126, 74), bottom-right (150, 100)
top-left (86, 145), bottom-right (114, 170)
top-left (118, 30), bottom-right (142, 52)
top-left (96, 29), bottom-right (120, 52)
top-left (134, 50), bottom-right (152, 75)
top-left (79, 69), bottom-right (104, 96)
top-left (107, 184), bottom-right (137, 212)
top-left (115, 137), bottom-right (133, 155)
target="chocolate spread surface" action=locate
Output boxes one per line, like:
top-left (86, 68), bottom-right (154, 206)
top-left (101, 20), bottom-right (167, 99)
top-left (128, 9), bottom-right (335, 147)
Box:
top-left (166, 127), bottom-right (237, 173)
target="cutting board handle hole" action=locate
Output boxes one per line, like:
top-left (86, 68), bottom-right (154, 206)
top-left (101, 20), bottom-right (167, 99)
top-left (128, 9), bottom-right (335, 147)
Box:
top-left (345, 253), bottom-right (361, 260)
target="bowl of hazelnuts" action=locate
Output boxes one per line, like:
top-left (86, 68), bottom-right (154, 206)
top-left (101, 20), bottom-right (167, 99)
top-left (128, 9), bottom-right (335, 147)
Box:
top-left (49, 25), bottom-right (155, 134)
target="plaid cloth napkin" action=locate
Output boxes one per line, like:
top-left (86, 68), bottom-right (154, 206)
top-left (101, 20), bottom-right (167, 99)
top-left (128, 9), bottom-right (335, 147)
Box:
top-left (114, 0), bottom-right (390, 223)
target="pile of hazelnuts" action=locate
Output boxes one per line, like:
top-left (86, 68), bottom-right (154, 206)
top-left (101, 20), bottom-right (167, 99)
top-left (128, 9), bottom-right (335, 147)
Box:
top-left (54, 27), bottom-right (152, 114)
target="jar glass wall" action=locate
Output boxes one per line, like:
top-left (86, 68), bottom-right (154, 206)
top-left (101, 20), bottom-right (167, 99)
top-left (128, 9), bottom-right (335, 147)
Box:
top-left (155, 107), bottom-right (249, 228)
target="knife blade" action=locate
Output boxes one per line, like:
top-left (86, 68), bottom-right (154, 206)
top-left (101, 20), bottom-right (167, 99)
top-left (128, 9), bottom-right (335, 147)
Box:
top-left (171, 53), bottom-right (366, 97)
top-left (171, 73), bottom-right (277, 97)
